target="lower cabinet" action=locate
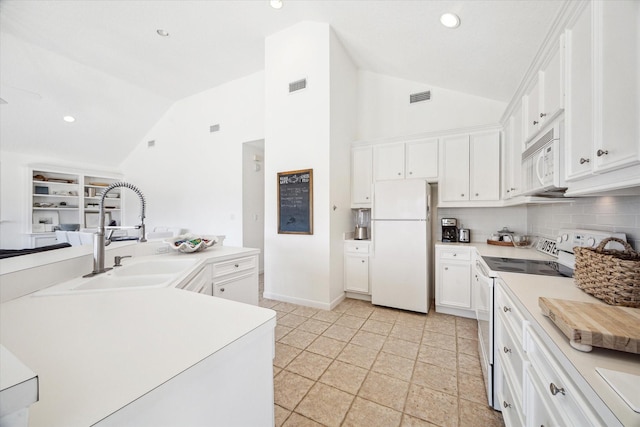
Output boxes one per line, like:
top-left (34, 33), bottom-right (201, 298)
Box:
top-left (344, 241), bottom-right (370, 294)
top-left (181, 265), bottom-right (213, 296)
top-left (435, 245), bottom-right (474, 318)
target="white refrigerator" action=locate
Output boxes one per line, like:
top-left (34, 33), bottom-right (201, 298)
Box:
top-left (371, 180), bottom-right (430, 313)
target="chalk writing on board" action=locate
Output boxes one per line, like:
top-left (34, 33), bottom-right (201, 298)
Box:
top-left (278, 169), bottom-right (313, 234)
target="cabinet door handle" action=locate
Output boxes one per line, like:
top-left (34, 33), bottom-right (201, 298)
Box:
top-left (460, 193), bottom-right (465, 197)
top-left (503, 401), bottom-right (512, 409)
top-left (540, 112), bottom-right (547, 118)
top-left (597, 149), bottom-right (609, 157)
top-left (579, 157), bottom-right (590, 164)
top-left (533, 120), bottom-right (539, 125)
top-left (444, 267), bottom-right (449, 270)
top-left (220, 287), bottom-right (225, 292)
top-left (503, 346), bottom-right (512, 354)
top-left (365, 196), bottom-right (369, 200)
top-left (361, 260), bottom-right (365, 263)
top-left (397, 172), bottom-right (402, 176)
top-left (549, 383), bottom-right (565, 396)
top-left (503, 306), bottom-right (511, 313)
top-left (453, 253), bottom-right (457, 257)
top-left (234, 264), bottom-right (239, 268)
top-left (475, 193), bottom-right (479, 197)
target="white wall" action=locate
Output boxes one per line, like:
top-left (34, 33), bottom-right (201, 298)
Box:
top-left (357, 70), bottom-right (507, 141)
top-left (120, 72), bottom-right (265, 247)
top-left (264, 22), bottom-right (355, 309)
top-left (242, 140), bottom-right (265, 272)
top-left (528, 196), bottom-right (640, 250)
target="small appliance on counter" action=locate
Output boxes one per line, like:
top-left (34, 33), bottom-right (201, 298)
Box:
top-left (353, 208), bottom-right (370, 240)
top-left (458, 227), bottom-right (470, 243)
top-left (441, 218), bottom-right (458, 242)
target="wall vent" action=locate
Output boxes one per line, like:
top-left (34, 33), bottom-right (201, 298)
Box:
top-left (210, 124), bottom-right (220, 133)
top-left (289, 78), bottom-right (307, 93)
top-left (410, 90), bottom-right (431, 104)
top-left (147, 140), bottom-right (155, 148)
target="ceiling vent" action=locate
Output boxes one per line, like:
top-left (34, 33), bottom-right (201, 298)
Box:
top-left (289, 79), bottom-right (307, 93)
top-left (210, 124), bottom-right (220, 133)
top-left (409, 90), bottom-right (431, 104)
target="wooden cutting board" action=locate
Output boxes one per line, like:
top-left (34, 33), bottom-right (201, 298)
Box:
top-left (539, 297), bottom-right (640, 354)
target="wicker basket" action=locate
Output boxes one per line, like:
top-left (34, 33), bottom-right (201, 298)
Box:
top-left (573, 237), bottom-right (640, 308)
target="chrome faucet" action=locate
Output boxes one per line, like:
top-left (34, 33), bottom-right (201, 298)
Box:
top-left (85, 182), bottom-right (146, 277)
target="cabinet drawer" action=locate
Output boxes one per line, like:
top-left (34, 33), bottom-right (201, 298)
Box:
top-left (497, 319), bottom-right (525, 399)
top-left (212, 256), bottom-right (256, 278)
top-left (524, 325), bottom-right (601, 426)
top-left (438, 249), bottom-right (471, 261)
top-left (496, 285), bottom-right (525, 344)
top-left (344, 242), bottom-right (370, 254)
top-left (499, 371), bottom-right (525, 427)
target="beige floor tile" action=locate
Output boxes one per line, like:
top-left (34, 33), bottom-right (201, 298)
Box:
top-left (372, 351), bottom-right (416, 382)
top-left (390, 324), bottom-right (424, 343)
top-left (296, 383), bottom-right (354, 427)
top-left (458, 352), bottom-right (482, 377)
top-left (298, 318), bottom-right (332, 335)
top-left (323, 324), bottom-right (358, 342)
top-left (279, 329), bottom-right (319, 350)
top-left (332, 300), bottom-right (353, 313)
top-left (382, 337), bottom-right (419, 360)
top-left (273, 302), bottom-right (299, 313)
top-left (306, 335), bottom-right (347, 359)
top-left (274, 366), bottom-right (282, 377)
top-left (343, 396), bottom-right (403, 427)
top-left (282, 412), bottom-right (324, 427)
top-left (274, 343), bottom-right (302, 368)
top-left (335, 314), bottom-right (367, 329)
top-left (286, 351), bottom-right (333, 381)
top-left (273, 370), bottom-right (314, 411)
top-left (370, 307), bottom-right (400, 323)
top-left (395, 312), bottom-right (426, 329)
top-left (279, 313), bottom-right (308, 328)
top-left (346, 304), bottom-right (375, 318)
top-left (275, 324), bottom-right (293, 341)
top-left (422, 330), bottom-right (457, 351)
top-left (400, 414), bottom-right (439, 426)
top-left (405, 384), bottom-right (459, 427)
top-left (358, 371), bottom-right (409, 411)
top-left (337, 343), bottom-right (379, 369)
top-left (361, 318), bottom-right (394, 335)
top-left (458, 372), bottom-right (487, 405)
top-left (319, 360), bottom-right (368, 394)
top-left (424, 316), bottom-right (456, 336)
top-left (276, 311), bottom-right (286, 320)
top-left (459, 398), bottom-right (505, 427)
top-left (457, 336), bottom-right (480, 357)
top-left (312, 310), bottom-right (342, 323)
top-left (274, 404), bottom-right (291, 427)
top-left (417, 344), bottom-right (457, 370)
top-left (411, 361), bottom-right (458, 396)
top-left (456, 318), bottom-right (478, 340)
top-left (350, 330), bottom-right (387, 350)
top-left (259, 298), bottom-right (279, 309)
top-left (292, 305), bottom-right (320, 318)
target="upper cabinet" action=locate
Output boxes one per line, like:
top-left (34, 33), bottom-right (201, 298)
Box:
top-left (564, 0), bottom-right (640, 194)
top-left (503, 104), bottom-right (523, 199)
top-left (373, 138), bottom-right (438, 182)
top-left (440, 130), bottom-right (500, 205)
top-left (351, 146), bottom-right (373, 207)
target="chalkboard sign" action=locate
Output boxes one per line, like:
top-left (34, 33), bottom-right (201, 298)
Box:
top-left (278, 169), bottom-right (313, 234)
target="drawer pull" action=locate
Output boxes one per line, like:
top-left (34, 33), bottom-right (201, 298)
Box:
top-left (503, 306), bottom-right (511, 313)
top-left (503, 401), bottom-right (512, 409)
top-left (503, 346), bottom-right (512, 354)
top-left (234, 264), bottom-right (239, 268)
top-left (549, 383), bottom-right (565, 396)
top-left (597, 149), bottom-right (609, 157)
top-left (220, 287), bottom-right (225, 293)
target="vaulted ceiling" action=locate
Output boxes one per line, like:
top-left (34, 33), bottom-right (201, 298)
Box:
top-left (0, 0), bottom-right (563, 167)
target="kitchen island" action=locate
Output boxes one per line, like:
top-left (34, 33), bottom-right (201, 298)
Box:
top-left (0, 245), bottom-right (276, 426)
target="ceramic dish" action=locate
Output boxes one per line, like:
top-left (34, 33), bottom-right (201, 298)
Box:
top-left (166, 234), bottom-right (218, 253)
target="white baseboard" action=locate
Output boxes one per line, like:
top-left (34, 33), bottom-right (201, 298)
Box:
top-left (262, 291), bottom-right (333, 310)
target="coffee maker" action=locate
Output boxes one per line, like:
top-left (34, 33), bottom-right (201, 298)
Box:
top-left (441, 218), bottom-right (458, 242)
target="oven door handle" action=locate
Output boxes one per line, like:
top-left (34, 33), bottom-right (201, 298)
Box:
top-left (476, 260), bottom-right (492, 281)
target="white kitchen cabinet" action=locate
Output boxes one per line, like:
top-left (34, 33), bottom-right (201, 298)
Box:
top-left (344, 241), bottom-right (370, 294)
top-left (212, 255), bottom-right (258, 305)
top-left (180, 265), bottom-right (213, 296)
top-left (503, 105), bottom-right (523, 199)
top-left (351, 146), bottom-right (373, 208)
top-left (565, 1), bottom-right (640, 190)
top-left (372, 138), bottom-right (438, 182)
top-left (523, 77), bottom-right (541, 142)
top-left (440, 130), bottom-right (500, 204)
top-left (435, 245), bottom-right (473, 318)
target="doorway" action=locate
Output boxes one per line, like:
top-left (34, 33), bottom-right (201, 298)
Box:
top-left (242, 139), bottom-right (265, 273)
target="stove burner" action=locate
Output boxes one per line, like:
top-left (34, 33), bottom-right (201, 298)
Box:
top-left (495, 266), bottom-right (525, 272)
top-left (482, 256), bottom-right (573, 278)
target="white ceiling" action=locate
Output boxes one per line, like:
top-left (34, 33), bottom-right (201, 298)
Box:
top-left (0, 0), bottom-right (563, 167)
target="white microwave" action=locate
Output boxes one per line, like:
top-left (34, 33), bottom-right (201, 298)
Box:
top-left (520, 120), bottom-right (567, 196)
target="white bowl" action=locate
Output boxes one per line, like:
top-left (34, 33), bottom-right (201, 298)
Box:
top-left (513, 235), bottom-right (537, 249)
top-left (165, 234), bottom-right (218, 253)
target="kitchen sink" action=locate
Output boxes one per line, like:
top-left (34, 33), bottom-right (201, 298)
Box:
top-left (112, 258), bottom-right (198, 277)
top-left (72, 275), bottom-right (173, 291)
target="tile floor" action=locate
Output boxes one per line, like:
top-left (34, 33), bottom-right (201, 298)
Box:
top-left (258, 276), bottom-right (505, 427)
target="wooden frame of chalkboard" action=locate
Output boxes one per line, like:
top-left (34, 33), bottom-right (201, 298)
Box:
top-left (277, 169), bottom-right (313, 235)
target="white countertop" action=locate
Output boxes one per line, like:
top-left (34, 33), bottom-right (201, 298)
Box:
top-left (464, 242), bottom-right (640, 426)
top-left (0, 248), bottom-right (274, 427)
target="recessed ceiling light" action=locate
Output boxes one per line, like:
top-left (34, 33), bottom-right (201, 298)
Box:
top-left (63, 115), bottom-right (75, 123)
top-left (270, 0), bottom-right (283, 9)
top-left (440, 13), bottom-right (461, 29)
top-left (156, 29), bottom-right (169, 37)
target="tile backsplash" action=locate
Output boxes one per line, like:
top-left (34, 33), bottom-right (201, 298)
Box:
top-left (437, 206), bottom-right (528, 243)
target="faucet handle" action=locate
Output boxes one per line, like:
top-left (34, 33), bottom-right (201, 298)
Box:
top-left (114, 255), bottom-right (132, 267)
